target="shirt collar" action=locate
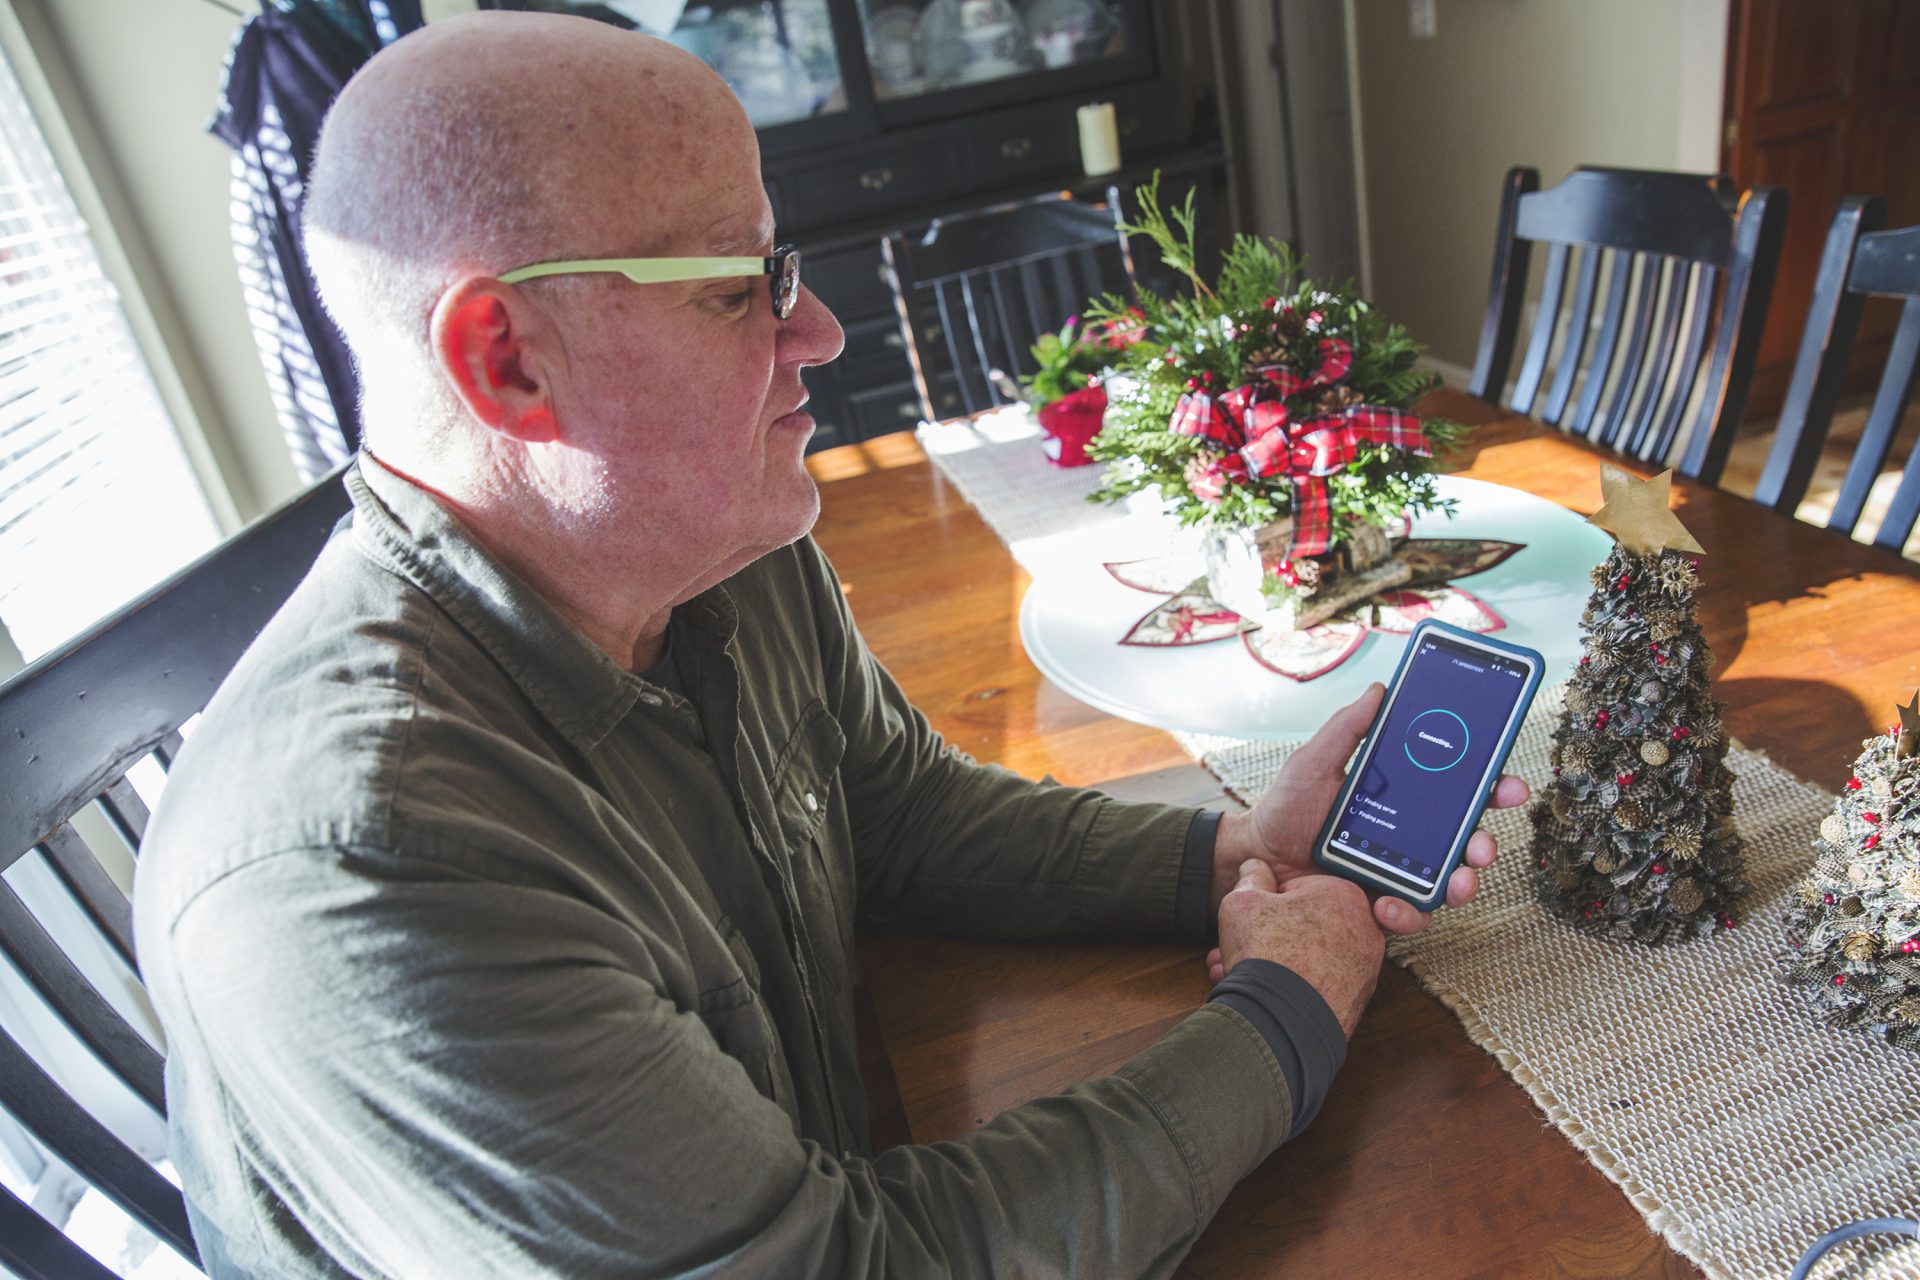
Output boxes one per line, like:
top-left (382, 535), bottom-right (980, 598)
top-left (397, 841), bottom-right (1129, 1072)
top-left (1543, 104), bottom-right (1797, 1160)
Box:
top-left (345, 453), bottom-right (732, 752)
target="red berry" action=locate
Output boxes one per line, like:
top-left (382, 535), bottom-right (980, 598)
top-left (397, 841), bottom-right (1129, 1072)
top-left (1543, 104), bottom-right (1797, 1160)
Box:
top-left (1670, 726), bottom-right (1691, 741)
top-left (1617, 772), bottom-right (1635, 786)
top-left (1823, 893), bottom-right (1836, 905)
top-left (1865, 834), bottom-right (1881, 851)
top-left (1903, 940), bottom-right (1919, 955)
top-left (1537, 858), bottom-right (1548, 869)
top-left (1847, 777), bottom-right (1863, 790)
top-left (1652, 863), bottom-right (1667, 875)
top-left (1579, 656), bottom-right (1591, 667)
top-left (1718, 913), bottom-right (1737, 929)
top-left (1863, 813), bottom-right (1880, 824)
top-left (1595, 711), bottom-right (1610, 727)
top-left (1833, 974), bottom-right (1847, 986)
top-left (1184, 377), bottom-right (1199, 390)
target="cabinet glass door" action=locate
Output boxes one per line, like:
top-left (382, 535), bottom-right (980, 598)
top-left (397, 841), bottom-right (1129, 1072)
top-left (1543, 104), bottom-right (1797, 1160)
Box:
top-left (857, 0), bottom-right (1128, 102)
top-left (494, 2), bottom-right (851, 129)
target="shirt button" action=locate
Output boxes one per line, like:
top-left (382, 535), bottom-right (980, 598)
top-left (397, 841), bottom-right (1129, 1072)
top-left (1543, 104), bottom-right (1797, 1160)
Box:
top-left (803, 791), bottom-right (819, 812)
top-left (638, 691), bottom-right (664, 707)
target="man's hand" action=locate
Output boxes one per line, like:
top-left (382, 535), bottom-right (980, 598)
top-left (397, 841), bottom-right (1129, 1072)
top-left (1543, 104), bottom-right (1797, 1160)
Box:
top-left (1207, 682), bottom-right (1530, 941)
top-left (1216, 859), bottom-right (1380, 1037)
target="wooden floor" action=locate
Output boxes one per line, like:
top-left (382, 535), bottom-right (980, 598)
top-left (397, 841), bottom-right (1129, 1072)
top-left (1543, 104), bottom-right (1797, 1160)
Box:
top-left (1719, 394), bottom-right (1919, 561)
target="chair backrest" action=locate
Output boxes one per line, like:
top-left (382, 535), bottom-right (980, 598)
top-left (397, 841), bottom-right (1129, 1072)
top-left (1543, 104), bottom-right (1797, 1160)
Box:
top-left (1469, 166), bottom-right (1787, 484)
top-left (0, 468), bottom-right (350, 1279)
top-left (1753, 197), bottom-right (1920, 552)
top-left (882, 188), bottom-right (1136, 422)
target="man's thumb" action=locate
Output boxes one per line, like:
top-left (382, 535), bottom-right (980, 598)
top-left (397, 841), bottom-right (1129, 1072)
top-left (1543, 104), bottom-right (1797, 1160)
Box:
top-left (1231, 858), bottom-right (1278, 894)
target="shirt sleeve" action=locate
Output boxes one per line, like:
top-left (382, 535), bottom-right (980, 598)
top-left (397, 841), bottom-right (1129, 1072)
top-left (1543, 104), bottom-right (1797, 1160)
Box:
top-left (794, 538), bottom-right (1203, 940)
top-left (163, 850), bottom-right (1300, 1280)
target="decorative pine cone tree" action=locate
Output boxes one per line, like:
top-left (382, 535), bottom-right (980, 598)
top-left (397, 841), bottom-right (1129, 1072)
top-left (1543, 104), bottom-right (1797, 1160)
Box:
top-left (1529, 465), bottom-right (1747, 943)
top-left (1782, 693), bottom-right (1920, 1050)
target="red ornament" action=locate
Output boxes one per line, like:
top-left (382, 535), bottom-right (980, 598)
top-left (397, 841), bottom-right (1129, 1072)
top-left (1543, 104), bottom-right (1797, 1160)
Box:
top-left (1617, 772), bottom-right (1636, 787)
top-left (1596, 710), bottom-right (1611, 727)
top-left (1847, 777), bottom-right (1863, 790)
top-left (1670, 725), bottom-right (1691, 741)
top-left (1864, 834), bottom-right (1881, 851)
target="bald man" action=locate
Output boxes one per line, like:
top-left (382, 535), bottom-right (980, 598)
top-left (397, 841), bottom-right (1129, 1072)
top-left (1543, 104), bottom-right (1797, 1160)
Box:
top-left (135, 12), bottom-right (1520, 1278)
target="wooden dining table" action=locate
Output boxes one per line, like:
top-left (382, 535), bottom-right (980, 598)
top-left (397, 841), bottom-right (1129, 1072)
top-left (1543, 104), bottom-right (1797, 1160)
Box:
top-left (807, 386), bottom-right (1920, 1279)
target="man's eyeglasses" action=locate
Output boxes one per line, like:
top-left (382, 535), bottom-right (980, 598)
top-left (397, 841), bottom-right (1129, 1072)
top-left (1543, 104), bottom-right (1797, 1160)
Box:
top-left (499, 245), bottom-right (801, 319)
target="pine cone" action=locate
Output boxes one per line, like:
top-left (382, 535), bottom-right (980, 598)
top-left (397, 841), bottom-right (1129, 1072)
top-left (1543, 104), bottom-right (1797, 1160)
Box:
top-left (1551, 790), bottom-right (1573, 821)
top-left (1316, 385), bottom-right (1362, 415)
top-left (1590, 564), bottom-right (1612, 590)
top-left (1274, 308), bottom-right (1307, 342)
top-left (1871, 776), bottom-right (1893, 800)
top-left (1662, 823), bottom-right (1703, 860)
top-left (1657, 557), bottom-right (1699, 596)
top-left (1667, 878), bottom-right (1705, 915)
top-left (1901, 870), bottom-right (1920, 900)
top-left (1648, 613), bottom-right (1685, 643)
top-left (1894, 996), bottom-right (1920, 1024)
top-left (1843, 931), bottom-right (1879, 963)
top-left (1592, 848), bottom-right (1622, 875)
top-left (1821, 814), bottom-right (1848, 845)
top-left (1589, 635), bottom-right (1626, 668)
top-left (1640, 741), bottom-right (1670, 767)
top-left (1615, 796), bottom-right (1649, 830)
top-left (1245, 344), bottom-right (1286, 369)
top-left (1566, 687), bottom-right (1590, 714)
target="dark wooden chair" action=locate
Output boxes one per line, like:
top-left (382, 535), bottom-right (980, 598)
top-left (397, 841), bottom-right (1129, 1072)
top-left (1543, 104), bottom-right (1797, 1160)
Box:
top-left (1752, 197), bottom-right (1920, 552)
top-left (0, 468), bottom-right (350, 1279)
top-left (882, 187), bottom-right (1135, 422)
top-left (1469, 166), bottom-right (1788, 485)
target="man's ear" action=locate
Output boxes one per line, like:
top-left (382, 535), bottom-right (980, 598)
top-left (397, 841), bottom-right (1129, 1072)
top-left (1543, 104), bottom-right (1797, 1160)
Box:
top-left (430, 277), bottom-right (560, 443)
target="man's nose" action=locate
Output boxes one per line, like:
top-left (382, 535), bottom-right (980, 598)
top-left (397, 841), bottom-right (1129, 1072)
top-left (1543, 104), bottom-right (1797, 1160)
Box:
top-left (779, 283), bottom-right (845, 368)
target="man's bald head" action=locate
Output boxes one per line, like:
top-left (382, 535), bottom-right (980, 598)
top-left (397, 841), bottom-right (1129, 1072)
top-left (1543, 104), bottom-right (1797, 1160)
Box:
top-left (304, 12), bottom-right (757, 452)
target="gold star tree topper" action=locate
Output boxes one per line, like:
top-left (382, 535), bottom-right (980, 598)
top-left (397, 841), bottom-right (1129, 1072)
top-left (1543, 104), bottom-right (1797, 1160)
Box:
top-left (1588, 464), bottom-right (1705, 555)
top-left (1898, 689), bottom-right (1920, 759)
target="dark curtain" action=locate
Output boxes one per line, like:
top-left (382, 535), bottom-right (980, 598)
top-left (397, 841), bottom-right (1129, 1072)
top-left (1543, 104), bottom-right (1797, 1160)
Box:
top-left (210, 0), bottom-right (424, 482)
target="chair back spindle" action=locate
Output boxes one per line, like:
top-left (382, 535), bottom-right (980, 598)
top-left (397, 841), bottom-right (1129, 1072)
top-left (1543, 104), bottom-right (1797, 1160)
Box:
top-left (1755, 200), bottom-right (1920, 551)
top-left (883, 189), bottom-right (1137, 422)
top-left (0, 467), bottom-right (350, 1278)
top-left (1470, 166), bottom-right (1786, 485)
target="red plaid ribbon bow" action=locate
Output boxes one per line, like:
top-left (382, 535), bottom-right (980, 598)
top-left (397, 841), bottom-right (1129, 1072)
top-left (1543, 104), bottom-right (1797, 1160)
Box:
top-left (1168, 338), bottom-right (1430, 557)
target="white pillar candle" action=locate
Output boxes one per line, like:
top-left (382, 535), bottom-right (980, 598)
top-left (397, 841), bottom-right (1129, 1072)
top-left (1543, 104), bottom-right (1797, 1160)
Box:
top-left (1077, 101), bottom-right (1121, 177)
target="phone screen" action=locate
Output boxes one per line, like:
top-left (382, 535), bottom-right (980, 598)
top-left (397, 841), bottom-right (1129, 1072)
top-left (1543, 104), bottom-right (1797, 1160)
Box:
top-left (1327, 632), bottom-right (1534, 894)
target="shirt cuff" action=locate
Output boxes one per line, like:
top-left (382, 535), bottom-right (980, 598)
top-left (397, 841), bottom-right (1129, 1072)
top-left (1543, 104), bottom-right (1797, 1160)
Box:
top-left (1173, 809), bottom-right (1220, 942)
top-left (1208, 958), bottom-right (1348, 1140)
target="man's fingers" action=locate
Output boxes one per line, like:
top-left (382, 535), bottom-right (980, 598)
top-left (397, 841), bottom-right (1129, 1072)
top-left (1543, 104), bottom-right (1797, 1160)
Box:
top-left (1374, 894), bottom-right (1430, 935)
top-left (1446, 864), bottom-right (1479, 907)
top-left (1288, 682), bottom-right (1385, 776)
top-left (1489, 774), bottom-right (1529, 810)
top-left (1465, 829), bottom-right (1496, 868)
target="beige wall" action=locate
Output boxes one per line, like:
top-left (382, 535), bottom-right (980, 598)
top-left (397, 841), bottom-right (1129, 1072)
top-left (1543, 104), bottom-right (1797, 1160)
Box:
top-left (1351, 0), bottom-right (1724, 375)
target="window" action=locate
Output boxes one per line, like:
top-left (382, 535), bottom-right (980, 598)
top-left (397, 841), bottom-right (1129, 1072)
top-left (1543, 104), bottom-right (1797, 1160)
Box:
top-left (0, 32), bottom-right (219, 666)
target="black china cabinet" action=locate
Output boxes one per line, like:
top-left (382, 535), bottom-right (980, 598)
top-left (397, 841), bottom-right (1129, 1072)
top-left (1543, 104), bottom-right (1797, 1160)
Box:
top-left (483, 0), bottom-right (1229, 448)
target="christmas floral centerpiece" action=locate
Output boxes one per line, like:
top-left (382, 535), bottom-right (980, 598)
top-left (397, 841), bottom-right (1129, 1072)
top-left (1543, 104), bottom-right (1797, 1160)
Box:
top-left (1017, 314), bottom-right (1139, 467)
top-left (1085, 177), bottom-right (1464, 631)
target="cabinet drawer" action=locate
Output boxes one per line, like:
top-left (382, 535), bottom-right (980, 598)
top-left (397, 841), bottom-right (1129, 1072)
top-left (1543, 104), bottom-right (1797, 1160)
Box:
top-left (967, 116), bottom-right (1078, 187)
top-left (807, 241), bottom-right (893, 323)
top-left (846, 376), bottom-right (963, 438)
top-left (786, 145), bottom-right (963, 228)
top-left (1109, 85), bottom-right (1188, 158)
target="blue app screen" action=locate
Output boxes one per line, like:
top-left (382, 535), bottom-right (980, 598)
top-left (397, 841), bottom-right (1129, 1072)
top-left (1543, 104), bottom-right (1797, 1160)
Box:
top-left (1330, 633), bottom-right (1532, 892)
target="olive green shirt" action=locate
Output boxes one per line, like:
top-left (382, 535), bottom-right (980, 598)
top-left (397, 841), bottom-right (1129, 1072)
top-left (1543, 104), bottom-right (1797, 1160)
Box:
top-left (134, 456), bottom-right (1298, 1278)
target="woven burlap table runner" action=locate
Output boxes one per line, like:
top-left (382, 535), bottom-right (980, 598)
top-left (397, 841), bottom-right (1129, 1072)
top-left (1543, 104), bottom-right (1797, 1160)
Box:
top-left (915, 416), bottom-right (1920, 1278)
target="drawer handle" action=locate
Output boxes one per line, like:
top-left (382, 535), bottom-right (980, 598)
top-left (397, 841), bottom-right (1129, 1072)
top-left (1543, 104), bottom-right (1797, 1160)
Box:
top-left (999, 136), bottom-right (1033, 160)
top-left (859, 167), bottom-right (895, 191)
top-left (896, 400), bottom-right (918, 418)
top-left (884, 331), bottom-right (904, 350)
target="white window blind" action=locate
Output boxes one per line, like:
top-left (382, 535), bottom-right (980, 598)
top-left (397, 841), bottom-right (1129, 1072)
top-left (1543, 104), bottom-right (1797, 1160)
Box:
top-left (0, 39), bottom-right (218, 665)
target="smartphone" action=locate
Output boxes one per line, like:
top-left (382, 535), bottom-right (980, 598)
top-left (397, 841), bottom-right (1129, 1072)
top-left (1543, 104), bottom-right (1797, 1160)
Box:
top-left (1312, 619), bottom-right (1543, 911)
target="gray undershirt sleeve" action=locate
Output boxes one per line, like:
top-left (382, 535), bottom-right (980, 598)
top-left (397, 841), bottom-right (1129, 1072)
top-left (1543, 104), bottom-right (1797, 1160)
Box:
top-left (1210, 959), bottom-right (1349, 1139)
top-left (1171, 809), bottom-right (1348, 1139)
